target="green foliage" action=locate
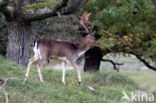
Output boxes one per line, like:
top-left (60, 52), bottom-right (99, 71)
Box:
top-left (22, 0), bottom-right (59, 10)
top-left (0, 56), bottom-right (138, 103)
top-left (83, 0), bottom-right (156, 61)
top-left (22, 3), bottom-right (49, 10)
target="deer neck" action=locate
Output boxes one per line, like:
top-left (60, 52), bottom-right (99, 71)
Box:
top-left (76, 40), bottom-right (90, 57)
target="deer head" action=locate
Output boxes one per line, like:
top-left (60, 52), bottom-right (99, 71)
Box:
top-left (79, 12), bottom-right (99, 47)
top-left (81, 31), bottom-right (99, 48)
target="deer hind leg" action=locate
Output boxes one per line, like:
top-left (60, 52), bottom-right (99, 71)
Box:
top-left (23, 56), bottom-right (39, 83)
top-left (37, 59), bottom-right (47, 82)
top-left (69, 60), bottom-right (81, 84)
top-left (61, 61), bottom-right (66, 85)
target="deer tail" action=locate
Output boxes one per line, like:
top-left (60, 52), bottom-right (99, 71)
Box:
top-left (33, 40), bottom-right (40, 49)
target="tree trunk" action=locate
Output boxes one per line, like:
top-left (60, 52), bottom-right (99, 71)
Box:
top-left (84, 47), bottom-right (103, 72)
top-left (7, 21), bottom-right (32, 66)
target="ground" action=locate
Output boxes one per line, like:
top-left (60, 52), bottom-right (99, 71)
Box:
top-left (0, 56), bottom-right (155, 103)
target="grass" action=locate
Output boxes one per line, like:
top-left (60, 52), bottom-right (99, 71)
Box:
top-left (121, 70), bottom-right (156, 92)
top-left (0, 56), bottom-right (153, 103)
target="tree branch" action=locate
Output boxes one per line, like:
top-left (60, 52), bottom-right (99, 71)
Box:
top-left (59, 0), bottom-right (88, 15)
top-left (0, 78), bottom-right (18, 87)
top-left (0, 90), bottom-right (9, 103)
top-left (125, 52), bottom-right (156, 71)
top-left (87, 85), bottom-right (99, 94)
top-left (21, 0), bottom-right (88, 21)
top-left (0, 0), bottom-right (9, 7)
top-left (18, 0), bottom-right (36, 6)
top-left (3, 90), bottom-right (8, 103)
top-left (152, 0), bottom-right (156, 6)
top-left (21, 0), bottom-right (69, 21)
top-left (101, 59), bottom-right (123, 72)
top-left (0, 77), bottom-right (17, 103)
top-left (0, 0), bottom-right (15, 21)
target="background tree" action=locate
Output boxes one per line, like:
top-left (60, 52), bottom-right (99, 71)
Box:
top-left (0, 0), bottom-right (88, 66)
top-left (83, 0), bottom-right (156, 71)
top-left (0, 13), bottom-right (7, 55)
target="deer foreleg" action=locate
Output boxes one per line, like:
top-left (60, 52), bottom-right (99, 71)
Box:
top-left (61, 61), bottom-right (66, 85)
top-left (76, 66), bottom-right (81, 84)
top-left (70, 61), bottom-right (81, 84)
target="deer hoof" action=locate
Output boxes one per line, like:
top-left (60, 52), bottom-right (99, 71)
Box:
top-left (40, 79), bottom-right (44, 82)
top-left (23, 78), bottom-right (28, 84)
top-left (62, 82), bottom-right (66, 86)
top-left (78, 81), bottom-right (81, 85)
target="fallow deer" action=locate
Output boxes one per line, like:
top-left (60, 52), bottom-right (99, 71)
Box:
top-left (23, 12), bottom-right (98, 84)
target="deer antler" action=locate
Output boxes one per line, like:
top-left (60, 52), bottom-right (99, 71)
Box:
top-left (79, 12), bottom-right (91, 33)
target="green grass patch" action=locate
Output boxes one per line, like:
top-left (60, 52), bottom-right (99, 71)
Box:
top-left (0, 56), bottom-right (139, 103)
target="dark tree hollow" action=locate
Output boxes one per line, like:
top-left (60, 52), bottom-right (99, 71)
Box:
top-left (84, 47), bottom-right (103, 72)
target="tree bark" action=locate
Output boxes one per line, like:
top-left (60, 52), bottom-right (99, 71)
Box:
top-left (7, 21), bottom-right (32, 66)
top-left (84, 47), bottom-right (103, 72)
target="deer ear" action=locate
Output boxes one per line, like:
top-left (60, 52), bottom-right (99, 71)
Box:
top-left (91, 31), bottom-right (96, 36)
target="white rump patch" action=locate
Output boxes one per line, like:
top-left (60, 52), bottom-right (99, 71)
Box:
top-left (33, 41), bottom-right (42, 59)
